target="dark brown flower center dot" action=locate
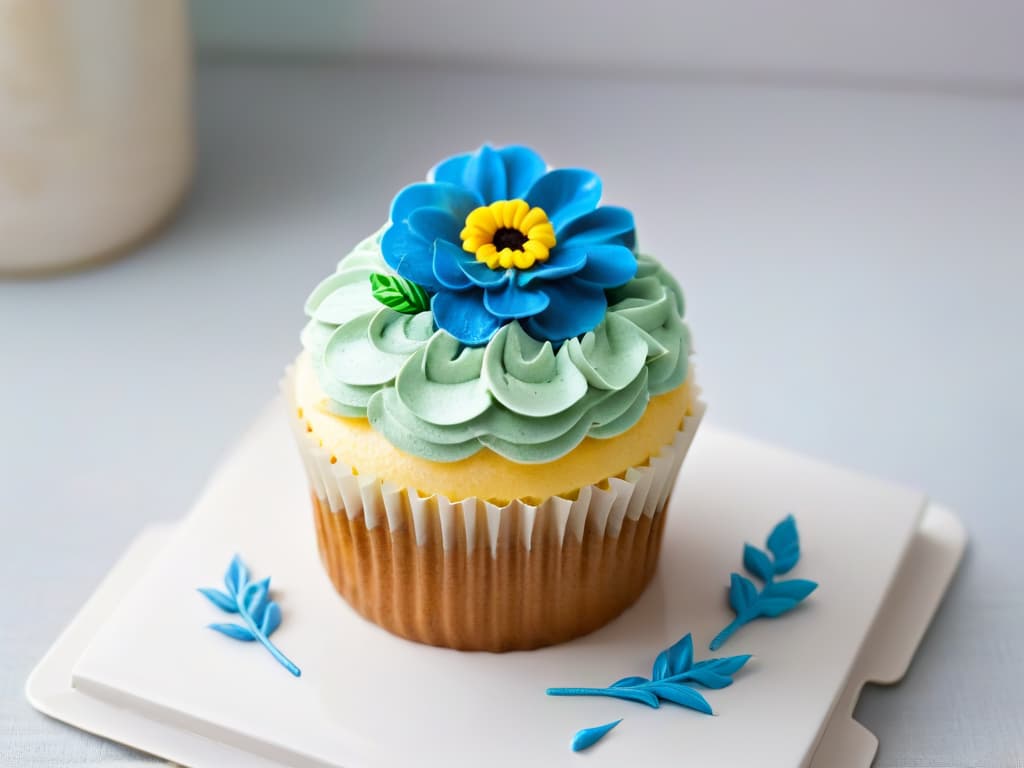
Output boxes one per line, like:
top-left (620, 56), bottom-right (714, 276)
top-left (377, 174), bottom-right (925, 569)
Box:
top-left (492, 227), bottom-right (528, 252)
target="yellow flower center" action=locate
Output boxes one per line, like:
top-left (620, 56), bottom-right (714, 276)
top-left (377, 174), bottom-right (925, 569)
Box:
top-left (459, 199), bottom-right (557, 270)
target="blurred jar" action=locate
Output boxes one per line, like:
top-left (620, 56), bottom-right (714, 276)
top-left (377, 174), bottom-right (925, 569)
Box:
top-left (0, 0), bottom-right (193, 275)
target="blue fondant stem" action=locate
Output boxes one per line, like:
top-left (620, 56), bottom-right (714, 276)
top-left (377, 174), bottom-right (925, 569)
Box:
top-left (547, 686), bottom-right (624, 698)
top-left (238, 602), bottom-right (301, 677)
top-left (709, 617), bottom-right (745, 651)
top-left (546, 687), bottom-right (659, 707)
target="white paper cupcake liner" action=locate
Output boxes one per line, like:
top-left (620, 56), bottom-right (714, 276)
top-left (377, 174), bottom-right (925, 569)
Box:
top-left (284, 367), bottom-right (704, 556)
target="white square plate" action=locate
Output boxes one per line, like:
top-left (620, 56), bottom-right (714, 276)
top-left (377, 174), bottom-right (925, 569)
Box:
top-left (28, 402), bottom-right (965, 767)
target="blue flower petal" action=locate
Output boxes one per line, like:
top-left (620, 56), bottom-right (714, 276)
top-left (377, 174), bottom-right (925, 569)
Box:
top-left (523, 278), bottom-right (608, 342)
top-left (525, 169), bottom-right (602, 229)
top-left (483, 279), bottom-right (550, 319)
top-left (575, 244), bottom-right (638, 287)
top-left (432, 289), bottom-right (504, 346)
top-left (557, 206), bottom-right (636, 249)
top-left (516, 246), bottom-right (587, 286)
top-left (463, 145), bottom-right (507, 203)
top-left (433, 145), bottom-right (547, 201)
top-left (433, 239), bottom-right (472, 290)
top-left (458, 258), bottom-right (512, 288)
top-left (381, 222), bottom-right (441, 291)
top-left (500, 145), bottom-right (547, 198)
top-left (408, 207), bottom-right (462, 244)
top-left (390, 182), bottom-right (480, 224)
top-left (432, 152), bottom-right (472, 186)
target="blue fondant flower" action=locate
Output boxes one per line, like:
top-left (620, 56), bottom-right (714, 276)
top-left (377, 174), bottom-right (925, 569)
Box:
top-left (380, 145), bottom-right (638, 346)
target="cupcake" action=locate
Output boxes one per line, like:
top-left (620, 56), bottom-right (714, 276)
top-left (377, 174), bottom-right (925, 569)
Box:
top-left (286, 144), bottom-right (701, 651)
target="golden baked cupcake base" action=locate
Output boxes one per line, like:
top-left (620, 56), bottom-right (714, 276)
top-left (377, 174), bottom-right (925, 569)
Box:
top-left (312, 492), bottom-right (670, 651)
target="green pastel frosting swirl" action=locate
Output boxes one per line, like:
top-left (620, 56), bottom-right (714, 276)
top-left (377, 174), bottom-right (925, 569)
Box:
top-left (302, 230), bottom-right (691, 463)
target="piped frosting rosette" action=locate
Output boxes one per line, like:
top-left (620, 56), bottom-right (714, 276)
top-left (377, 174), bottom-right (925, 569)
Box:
top-left (302, 232), bottom-right (691, 464)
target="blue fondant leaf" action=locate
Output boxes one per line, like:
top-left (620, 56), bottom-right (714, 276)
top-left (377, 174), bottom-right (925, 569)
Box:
top-left (224, 555), bottom-right (248, 597)
top-left (599, 688), bottom-right (661, 708)
top-left (646, 683), bottom-right (713, 714)
top-left (680, 668), bottom-right (733, 689)
top-left (694, 654), bottom-right (752, 677)
top-left (729, 573), bottom-right (758, 615)
top-left (651, 652), bottom-right (670, 682)
top-left (651, 655), bottom-right (670, 682)
top-left (200, 556), bottom-right (301, 676)
top-left (209, 622), bottom-right (256, 641)
top-left (711, 516), bottom-right (816, 650)
top-left (197, 587), bottom-right (237, 613)
top-left (610, 675), bottom-right (649, 689)
top-left (743, 544), bottom-right (775, 583)
top-left (261, 602), bottom-right (282, 637)
top-left (681, 654), bottom-right (752, 688)
top-left (244, 577), bottom-right (271, 623)
top-left (767, 515), bottom-right (800, 574)
top-left (755, 596), bottom-right (799, 617)
top-left (571, 719), bottom-right (622, 752)
top-left (762, 578), bottom-right (818, 602)
top-left (652, 632), bottom-right (694, 680)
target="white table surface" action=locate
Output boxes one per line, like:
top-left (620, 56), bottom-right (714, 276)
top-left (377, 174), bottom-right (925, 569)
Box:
top-left (2, 59), bottom-right (1022, 767)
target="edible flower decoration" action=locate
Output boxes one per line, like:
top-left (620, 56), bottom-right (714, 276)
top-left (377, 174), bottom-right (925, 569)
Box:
top-left (378, 144), bottom-right (638, 346)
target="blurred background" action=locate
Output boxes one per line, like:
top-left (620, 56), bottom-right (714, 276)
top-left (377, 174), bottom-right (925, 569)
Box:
top-left (2, 1), bottom-right (1022, 766)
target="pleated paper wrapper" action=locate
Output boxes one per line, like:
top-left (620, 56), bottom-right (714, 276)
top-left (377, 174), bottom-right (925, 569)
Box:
top-left (286, 372), bottom-right (704, 652)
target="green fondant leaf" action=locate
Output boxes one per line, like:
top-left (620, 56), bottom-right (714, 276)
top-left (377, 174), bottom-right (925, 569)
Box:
top-left (369, 273), bottom-right (431, 314)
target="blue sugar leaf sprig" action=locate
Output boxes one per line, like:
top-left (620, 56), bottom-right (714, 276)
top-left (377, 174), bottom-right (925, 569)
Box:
top-left (709, 515), bottom-right (818, 651)
top-left (571, 719), bottom-right (623, 752)
top-left (198, 555), bottom-right (301, 677)
top-left (547, 633), bottom-right (751, 715)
